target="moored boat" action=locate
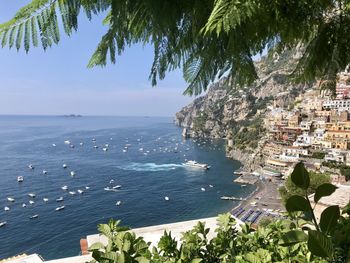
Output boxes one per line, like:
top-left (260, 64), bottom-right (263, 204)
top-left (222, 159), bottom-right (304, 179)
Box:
top-left (0, 221), bottom-right (7, 227)
top-left (17, 176), bottom-right (24, 182)
top-left (55, 206), bottom-right (65, 211)
top-left (56, 197), bottom-right (64, 202)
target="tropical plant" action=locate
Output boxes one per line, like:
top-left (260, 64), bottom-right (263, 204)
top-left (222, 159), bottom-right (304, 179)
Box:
top-left (88, 163), bottom-right (350, 262)
top-left (2, 1), bottom-right (350, 94)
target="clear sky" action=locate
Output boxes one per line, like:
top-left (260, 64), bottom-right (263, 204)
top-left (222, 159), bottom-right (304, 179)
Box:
top-left (0, 1), bottom-right (193, 117)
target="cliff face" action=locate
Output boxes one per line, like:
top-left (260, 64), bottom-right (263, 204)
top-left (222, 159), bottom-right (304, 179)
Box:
top-left (175, 50), bottom-right (311, 168)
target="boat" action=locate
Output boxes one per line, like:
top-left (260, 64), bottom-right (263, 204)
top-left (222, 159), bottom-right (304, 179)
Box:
top-left (70, 171), bottom-right (76, 176)
top-left (79, 142), bottom-right (84, 146)
top-left (70, 144), bottom-right (75, 148)
top-left (92, 138), bottom-right (96, 142)
top-left (102, 147), bottom-right (108, 152)
top-left (29, 200), bottom-right (35, 205)
top-left (64, 140), bottom-right (71, 145)
top-left (122, 149), bottom-right (127, 153)
top-left (234, 168), bottom-right (243, 175)
top-left (56, 197), bottom-right (64, 202)
top-left (30, 214), bottom-right (38, 219)
top-left (0, 221), bottom-right (7, 227)
top-left (105, 144), bottom-right (109, 147)
top-left (209, 184), bottom-right (214, 188)
top-left (61, 185), bottom-right (68, 190)
top-left (52, 143), bottom-right (56, 147)
top-left (69, 191), bottom-right (76, 195)
top-left (93, 145), bottom-right (98, 149)
top-left (104, 187), bottom-right (117, 192)
top-left (63, 164), bottom-right (67, 169)
top-left (116, 201), bottom-right (121, 206)
top-left (28, 164), bottom-right (34, 170)
top-left (28, 193), bottom-right (36, 198)
top-left (43, 198), bottom-right (49, 202)
top-left (7, 197), bottom-right (15, 202)
top-left (182, 160), bottom-right (210, 169)
top-left (4, 206), bottom-right (10, 211)
top-left (241, 184), bottom-right (247, 188)
top-left (201, 188), bottom-right (206, 191)
top-left (42, 170), bottom-right (48, 175)
top-left (17, 176), bottom-right (24, 182)
top-left (164, 196), bottom-right (170, 201)
top-left (220, 196), bottom-right (243, 201)
top-left (109, 179), bottom-right (114, 184)
top-left (77, 189), bottom-right (84, 194)
top-left (22, 203), bottom-right (27, 207)
top-left (55, 206), bottom-right (65, 211)
top-left (85, 186), bottom-right (90, 190)
top-left (112, 185), bottom-right (121, 189)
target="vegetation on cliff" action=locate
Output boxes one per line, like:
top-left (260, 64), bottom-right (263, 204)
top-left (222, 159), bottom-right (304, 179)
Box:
top-left (89, 163), bottom-right (350, 263)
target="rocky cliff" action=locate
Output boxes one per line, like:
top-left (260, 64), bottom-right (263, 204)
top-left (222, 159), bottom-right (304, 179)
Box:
top-left (175, 50), bottom-right (312, 169)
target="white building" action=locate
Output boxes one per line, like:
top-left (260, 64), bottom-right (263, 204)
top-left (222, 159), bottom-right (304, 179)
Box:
top-left (323, 99), bottom-right (350, 112)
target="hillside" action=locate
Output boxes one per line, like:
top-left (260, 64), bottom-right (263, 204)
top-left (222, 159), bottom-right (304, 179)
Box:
top-left (175, 50), bottom-right (313, 168)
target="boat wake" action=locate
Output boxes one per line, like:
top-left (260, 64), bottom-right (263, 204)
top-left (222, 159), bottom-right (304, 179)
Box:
top-left (120, 162), bottom-right (182, 172)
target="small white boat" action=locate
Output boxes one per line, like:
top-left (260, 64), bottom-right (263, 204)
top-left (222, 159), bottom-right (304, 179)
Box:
top-left (29, 200), bottom-right (35, 205)
top-left (104, 187), bottom-right (117, 192)
top-left (30, 214), bottom-right (39, 219)
top-left (77, 189), bottom-right (84, 194)
top-left (201, 188), bottom-right (206, 192)
top-left (164, 196), bottom-right (170, 201)
top-left (28, 164), bottom-right (34, 170)
top-left (0, 221), bottom-right (7, 227)
top-left (105, 144), bottom-right (109, 147)
top-left (109, 179), bottom-right (114, 184)
top-left (103, 147), bottom-right (108, 152)
top-left (63, 164), bottom-right (67, 169)
top-left (55, 206), bottom-right (65, 211)
top-left (42, 170), bottom-right (48, 175)
top-left (61, 185), bottom-right (68, 190)
top-left (79, 142), bottom-right (84, 146)
top-left (209, 185), bottom-right (214, 188)
top-left (69, 191), bottom-right (76, 195)
top-left (70, 144), bottom-right (75, 148)
top-left (85, 186), bottom-right (90, 190)
top-left (183, 160), bottom-right (210, 170)
top-left (116, 201), bottom-right (121, 206)
top-left (122, 149), bottom-right (127, 153)
top-left (52, 143), bottom-right (56, 147)
top-left (70, 171), bottom-right (75, 176)
top-left (28, 193), bottom-right (36, 198)
top-left (22, 203), bottom-right (27, 208)
top-left (112, 185), bottom-right (121, 189)
top-left (4, 206), bottom-right (10, 211)
top-left (56, 197), bottom-right (64, 202)
top-left (43, 198), bottom-right (49, 202)
top-left (17, 176), bottom-right (24, 182)
top-left (241, 184), bottom-right (247, 188)
top-left (93, 145), bottom-right (98, 149)
top-left (64, 140), bottom-right (71, 145)
top-left (92, 138), bottom-right (96, 142)
top-left (7, 197), bottom-right (15, 202)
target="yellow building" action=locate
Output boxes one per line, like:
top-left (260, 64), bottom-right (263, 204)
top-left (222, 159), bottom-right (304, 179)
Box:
top-left (324, 130), bottom-right (350, 149)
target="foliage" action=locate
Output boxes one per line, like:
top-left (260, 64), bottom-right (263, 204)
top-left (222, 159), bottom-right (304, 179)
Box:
top-left (322, 161), bottom-right (350, 181)
top-left (311, 152), bottom-right (326, 160)
top-left (3, 1), bottom-right (350, 94)
top-left (89, 163), bottom-right (349, 262)
top-left (231, 116), bottom-right (265, 151)
top-left (279, 170), bottom-right (331, 203)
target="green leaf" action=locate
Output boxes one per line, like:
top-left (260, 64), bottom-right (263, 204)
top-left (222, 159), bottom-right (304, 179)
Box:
top-left (16, 23), bottom-right (24, 51)
top-left (319, 205), bottom-right (340, 234)
top-left (136, 257), bottom-right (150, 263)
top-left (190, 259), bottom-right (202, 263)
top-left (89, 242), bottom-right (105, 251)
top-left (307, 230), bottom-right (333, 258)
top-left (286, 195), bottom-right (311, 213)
top-left (314, 183), bottom-right (337, 203)
top-left (279, 230), bottom-right (308, 246)
top-left (291, 162), bottom-right (310, 189)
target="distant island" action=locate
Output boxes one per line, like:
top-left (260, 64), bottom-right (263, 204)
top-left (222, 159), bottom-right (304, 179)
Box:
top-left (61, 114), bottom-right (83, 117)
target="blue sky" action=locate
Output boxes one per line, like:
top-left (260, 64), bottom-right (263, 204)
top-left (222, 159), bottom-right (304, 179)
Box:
top-left (0, 1), bottom-right (193, 116)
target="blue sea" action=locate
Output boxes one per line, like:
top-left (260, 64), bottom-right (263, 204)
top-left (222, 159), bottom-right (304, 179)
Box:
top-left (0, 116), bottom-right (254, 260)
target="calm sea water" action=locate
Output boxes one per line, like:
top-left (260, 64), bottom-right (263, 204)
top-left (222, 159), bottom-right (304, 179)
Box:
top-left (0, 116), bottom-right (254, 260)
